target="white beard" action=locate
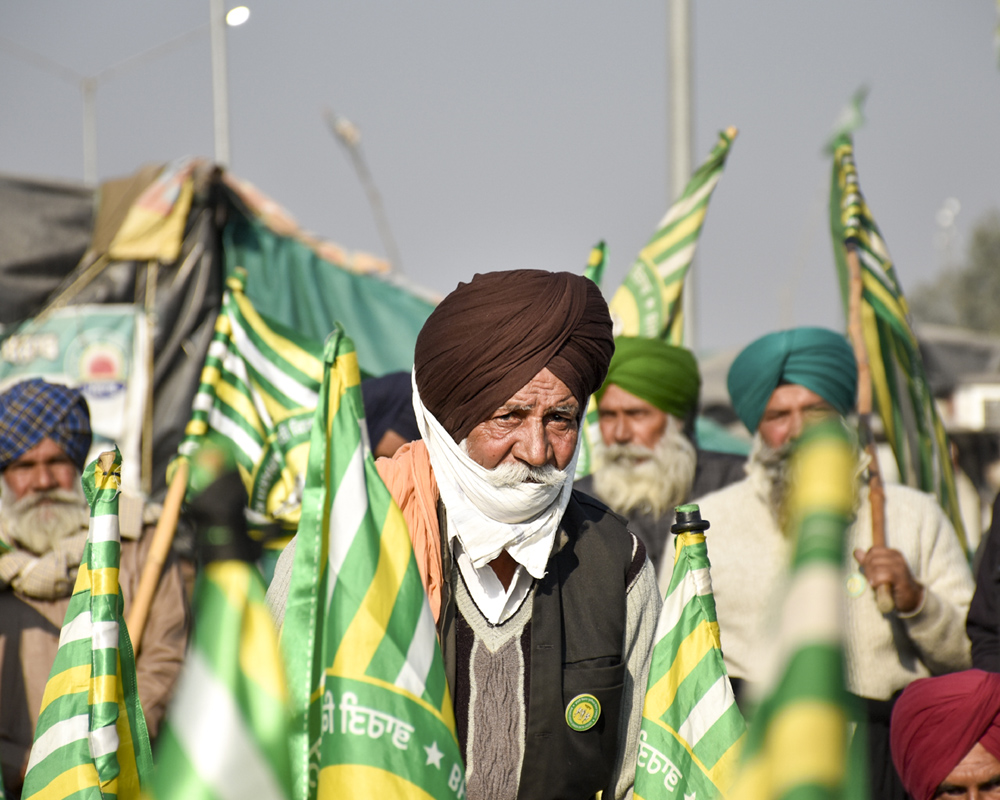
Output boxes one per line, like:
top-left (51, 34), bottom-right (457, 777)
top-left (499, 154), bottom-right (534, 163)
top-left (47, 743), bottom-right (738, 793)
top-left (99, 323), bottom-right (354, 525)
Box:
top-left (0, 474), bottom-right (90, 555)
top-left (746, 432), bottom-right (794, 528)
top-left (591, 417), bottom-right (698, 519)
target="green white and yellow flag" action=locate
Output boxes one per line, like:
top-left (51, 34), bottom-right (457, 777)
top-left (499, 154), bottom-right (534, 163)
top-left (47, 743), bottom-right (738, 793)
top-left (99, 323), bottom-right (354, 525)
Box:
top-left (728, 420), bottom-right (866, 800)
top-left (608, 127), bottom-right (737, 345)
top-left (146, 441), bottom-right (293, 800)
top-left (576, 241), bottom-right (607, 478)
top-left (829, 135), bottom-right (968, 551)
top-left (584, 240), bottom-right (607, 287)
top-left (280, 325), bottom-right (464, 800)
top-left (22, 448), bottom-right (153, 800)
top-left (636, 506), bottom-right (745, 799)
top-left (177, 267), bottom-right (324, 528)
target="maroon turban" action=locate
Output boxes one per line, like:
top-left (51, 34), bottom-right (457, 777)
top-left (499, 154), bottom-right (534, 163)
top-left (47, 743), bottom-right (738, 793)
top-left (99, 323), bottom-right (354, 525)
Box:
top-left (890, 670), bottom-right (1000, 800)
top-left (413, 269), bottom-right (614, 441)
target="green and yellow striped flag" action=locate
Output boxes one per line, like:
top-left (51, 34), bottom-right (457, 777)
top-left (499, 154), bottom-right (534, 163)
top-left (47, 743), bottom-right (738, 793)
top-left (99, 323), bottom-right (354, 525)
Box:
top-left (177, 267), bottom-right (324, 529)
top-left (609, 127), bottom-right (737, 345)
top-left (636, 506), bottom-right (745, 799)
top-left (728, 420), bottom-right (867, 800)
top-left (22, 448), bottom-right (153, 800)
top-left (829, 136), bottom-right (968, 552)
top-left (280, 325), bottom-right (464, 800)
top-left (146, 561), bottom-right (292, 800)
top-left (584, 240), bottom-right (607, 287)
top-left (576, 241), bottom-right (606, 478)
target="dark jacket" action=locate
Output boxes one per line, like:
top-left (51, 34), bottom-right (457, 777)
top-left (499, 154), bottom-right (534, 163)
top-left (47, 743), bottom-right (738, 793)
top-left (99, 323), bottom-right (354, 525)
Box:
top-left (436, 491), bottom-right (645, 800)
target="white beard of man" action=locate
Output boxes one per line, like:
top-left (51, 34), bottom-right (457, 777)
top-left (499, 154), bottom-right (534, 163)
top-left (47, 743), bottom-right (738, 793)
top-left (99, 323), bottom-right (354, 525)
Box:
top-left (746, 432), bottom-right (793, 528)
top-left (591, 416), bottom-right (698, 519)
top-left (0, 473), bottom-right (90, 556)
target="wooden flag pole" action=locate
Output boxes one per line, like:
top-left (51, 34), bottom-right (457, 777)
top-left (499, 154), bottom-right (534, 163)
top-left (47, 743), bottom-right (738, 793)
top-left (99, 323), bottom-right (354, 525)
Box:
top-left (126, 458), bottom-right (188, 652)
top-left (845, 243), bottom-right (895, 614)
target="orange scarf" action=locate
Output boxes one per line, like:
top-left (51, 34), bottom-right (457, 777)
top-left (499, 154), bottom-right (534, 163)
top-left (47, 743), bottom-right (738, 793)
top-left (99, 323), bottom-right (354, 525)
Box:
top-left (375, 441), bottom-right (444, 621)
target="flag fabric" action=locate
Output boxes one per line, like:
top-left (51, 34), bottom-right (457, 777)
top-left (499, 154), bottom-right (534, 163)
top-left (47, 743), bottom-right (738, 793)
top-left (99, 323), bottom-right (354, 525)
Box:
top-left (145, 561), bottom-right (293, 800)
top-left (728, 420), bottom-right (866, 800)
top-left (145, 439), bottom-right (293, 800)
top-left (584, 240), bottom-right (607, 287)
top-left (608, 127), bottom-right (737, 345)
top-left (635, 508), bottom-right (745, 799)
top-left (22, 448), bottom-right (153, 800)
top-left (575, 241), bottom-right (607, 478)
top-left (823, 88), bottom-right (868, 154)
top-left (280, 325), bottom-right (464, 800)
top-left (176, 267), bottom-right (324, 528)
top-left (829, 135), bottom-right (968, 551)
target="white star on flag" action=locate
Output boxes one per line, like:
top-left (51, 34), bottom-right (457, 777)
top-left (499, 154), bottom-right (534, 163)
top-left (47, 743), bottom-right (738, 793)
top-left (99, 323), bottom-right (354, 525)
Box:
top-left (424, 740), bottom-right (444, 768)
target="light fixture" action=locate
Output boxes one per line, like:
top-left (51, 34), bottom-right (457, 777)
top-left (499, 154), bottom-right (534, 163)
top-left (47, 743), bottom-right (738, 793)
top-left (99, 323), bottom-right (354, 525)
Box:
top-left (226, 6), bottom-right (250, 26)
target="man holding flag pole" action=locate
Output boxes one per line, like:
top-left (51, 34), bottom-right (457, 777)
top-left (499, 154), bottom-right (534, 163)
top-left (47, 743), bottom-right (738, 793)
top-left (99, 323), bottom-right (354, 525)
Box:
top-left (689, 326), bottom-right (973, 798)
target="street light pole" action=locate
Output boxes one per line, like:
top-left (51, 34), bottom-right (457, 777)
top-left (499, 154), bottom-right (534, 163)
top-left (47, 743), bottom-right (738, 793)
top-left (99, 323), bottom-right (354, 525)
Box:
top-left (668, 0), bottom-right (696, 347)
top-left (209, 0), bottom-right (231, 167)
top-left (82, 78), bottom-right (97, 185)
top-left (1, 26), bottom-right (210, 184)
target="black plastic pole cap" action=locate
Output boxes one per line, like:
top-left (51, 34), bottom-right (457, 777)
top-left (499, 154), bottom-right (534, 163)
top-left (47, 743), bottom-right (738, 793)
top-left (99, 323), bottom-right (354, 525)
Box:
top-left (671, 503), bottom-right (710, 534)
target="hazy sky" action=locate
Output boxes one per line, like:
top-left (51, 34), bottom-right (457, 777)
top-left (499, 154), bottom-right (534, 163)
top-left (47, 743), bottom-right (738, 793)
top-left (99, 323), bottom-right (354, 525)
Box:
top-left (3, 1), bottom-right (998, 353)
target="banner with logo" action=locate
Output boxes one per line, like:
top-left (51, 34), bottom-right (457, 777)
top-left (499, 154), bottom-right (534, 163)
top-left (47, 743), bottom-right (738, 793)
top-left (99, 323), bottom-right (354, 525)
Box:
top-left (0, 304), bottom-right (148, 493)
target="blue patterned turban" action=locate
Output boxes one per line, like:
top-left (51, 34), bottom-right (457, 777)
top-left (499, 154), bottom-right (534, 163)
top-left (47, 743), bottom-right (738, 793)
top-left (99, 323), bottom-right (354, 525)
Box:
top-left (0, 379), bottom-right (92, 473)
top-left (727, 327), bottom-right (857, 432)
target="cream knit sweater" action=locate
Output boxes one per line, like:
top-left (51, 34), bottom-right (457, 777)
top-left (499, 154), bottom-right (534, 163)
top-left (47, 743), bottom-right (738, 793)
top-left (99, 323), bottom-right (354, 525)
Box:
top-left (659, 460), bottom-right (974, 701)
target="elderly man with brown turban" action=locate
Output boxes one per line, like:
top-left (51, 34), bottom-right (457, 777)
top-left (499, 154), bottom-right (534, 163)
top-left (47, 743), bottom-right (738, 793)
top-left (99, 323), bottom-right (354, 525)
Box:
top-left (890, 669), bottom-right (1000, 800)
top-left (0, 379), bottom-right (189, 797)
top-left (268, 270), bottom-right (661, 800)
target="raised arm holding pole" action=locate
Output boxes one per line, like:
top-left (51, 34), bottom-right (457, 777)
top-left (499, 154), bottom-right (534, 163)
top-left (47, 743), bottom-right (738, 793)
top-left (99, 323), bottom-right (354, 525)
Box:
top-left (845, 242), bottom-right (894, 614)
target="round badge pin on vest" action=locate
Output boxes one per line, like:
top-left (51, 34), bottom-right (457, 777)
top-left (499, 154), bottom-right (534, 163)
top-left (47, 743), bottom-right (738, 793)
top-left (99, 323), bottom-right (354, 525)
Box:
top-left (846, 570), bottom-right (867, 598)
top-left (565, 694), bottom-right (601, 731)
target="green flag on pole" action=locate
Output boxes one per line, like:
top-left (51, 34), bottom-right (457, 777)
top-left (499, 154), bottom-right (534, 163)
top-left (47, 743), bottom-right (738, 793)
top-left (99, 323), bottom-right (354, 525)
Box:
top-left (584, 240), bottom-right (607, 287)
top-left (22, 448), bottom-right (153, 800)
top-left (146, 441), bottom-right (294, 800)
top-left (575, 241), bottom-right (607, 478)
top-left (176, 267), bottom-right (324, 530)
top-left (829, 135), bottom-right (968, 552)
top-left (609, 127), bottom-right (738, 345)
top-left (280, 325), bottom-right (464, 800)
top-left (728, 420), bottom-right (867, 800)
top-left (635, 506), bottom-right (745, 799)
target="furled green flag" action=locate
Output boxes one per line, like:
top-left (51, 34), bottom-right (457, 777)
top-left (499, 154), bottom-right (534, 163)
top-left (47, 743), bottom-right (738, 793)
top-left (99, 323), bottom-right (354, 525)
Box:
top-left (829, 135), bottom-right (968, 551)
top-left (728, 420), bottom-right (867, 800)
top-left (146, 439), bottom-right (293, 800)
top-left (823, 87), bottom-right (868, 154)
top-left (575, 241), bottom-right (607, 478)
top-left (280, 325), bottom-right (464, 800)
top-left (608, 127), bottom-right (737, 345)
top-left (22, 448), bottom-right (153, 800)
top-left (584, 240), bottom-right (607, 287)
top-left (636, 505), bottom-right (745, 799)
top-left (176, 267), bottom-right (324, 530)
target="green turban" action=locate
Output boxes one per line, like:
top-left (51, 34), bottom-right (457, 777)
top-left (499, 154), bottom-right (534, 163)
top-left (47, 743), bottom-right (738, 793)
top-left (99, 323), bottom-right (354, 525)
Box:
top-left (727, 327), bottom-right (857, 432)
top-left (596, 337), bottom-right (701, 418)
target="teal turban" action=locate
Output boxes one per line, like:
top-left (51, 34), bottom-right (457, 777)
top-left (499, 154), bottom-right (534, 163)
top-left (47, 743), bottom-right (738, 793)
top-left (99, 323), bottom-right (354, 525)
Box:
top-left (727, 327), bottom-right (857, 432)
top-left (596, 337), bottom-right (701, 419)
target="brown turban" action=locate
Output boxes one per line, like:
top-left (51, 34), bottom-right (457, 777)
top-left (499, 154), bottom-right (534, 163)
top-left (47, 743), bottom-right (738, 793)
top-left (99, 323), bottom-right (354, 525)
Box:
top-left (414, 270), bottom-right (614, 441)
top-left (890, 670), bottom-right (1000, 800)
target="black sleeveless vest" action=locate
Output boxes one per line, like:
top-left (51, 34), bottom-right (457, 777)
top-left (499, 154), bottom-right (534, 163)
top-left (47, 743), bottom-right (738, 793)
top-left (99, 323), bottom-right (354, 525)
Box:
top-left (437, 491), bottom-right (642, 800)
